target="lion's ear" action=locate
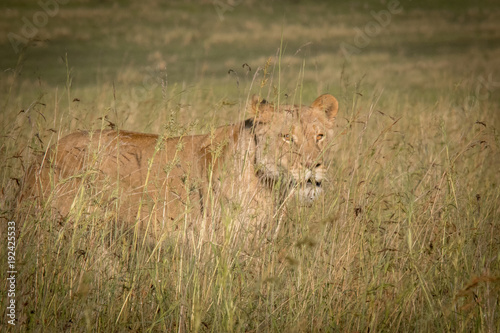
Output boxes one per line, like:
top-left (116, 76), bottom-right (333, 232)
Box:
top-left (250, 95), bottom-right (267, 112)
top-left (249, 95), bottom-right (273, 122)
top-left (250, 94), bottom-right (261, 112)
top-left (311, 94), bottom-right (338, 121)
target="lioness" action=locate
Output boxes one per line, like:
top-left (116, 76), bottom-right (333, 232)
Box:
top-left (25, 94), bottom-right (338, 241)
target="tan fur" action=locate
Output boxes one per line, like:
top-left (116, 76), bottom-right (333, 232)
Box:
top-left (25, 94), bottom-right (339, 240)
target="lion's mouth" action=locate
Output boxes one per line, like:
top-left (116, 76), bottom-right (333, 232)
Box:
top-left (296, 179), bottom-right (323, 205)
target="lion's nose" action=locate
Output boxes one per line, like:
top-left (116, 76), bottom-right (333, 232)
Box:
top-left (302, 162), bottom-right (322, 182)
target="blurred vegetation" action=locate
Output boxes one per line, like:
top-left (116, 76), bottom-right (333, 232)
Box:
top-left (1, 0), bottom-right (500, 332)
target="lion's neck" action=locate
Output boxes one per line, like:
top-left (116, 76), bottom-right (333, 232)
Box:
top-left (210, 119), bottom-right (291, 204)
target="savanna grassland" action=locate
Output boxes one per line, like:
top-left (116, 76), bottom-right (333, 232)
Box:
top-left (1, 0), bottom-right (500, 331)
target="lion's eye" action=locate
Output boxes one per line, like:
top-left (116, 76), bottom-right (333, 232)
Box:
top-left (316, 134), bottom-right (324, 141)
top-left (282, 134), bottom-right (293, 143)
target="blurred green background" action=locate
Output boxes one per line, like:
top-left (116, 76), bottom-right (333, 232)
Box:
top-left (2, 0), bottom-right (499, 119)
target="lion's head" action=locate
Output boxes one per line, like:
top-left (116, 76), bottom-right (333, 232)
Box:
top-left (249, 94), bottom-right (339, 203)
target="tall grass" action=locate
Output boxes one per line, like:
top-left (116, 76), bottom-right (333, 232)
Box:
top-left (2, 1), bottom-right (500, 332)
top-left (1, 51), bottom-right (499, 332)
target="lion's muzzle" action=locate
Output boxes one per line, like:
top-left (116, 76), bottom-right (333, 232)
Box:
top-left (295, 163), bottom-right (324, 204)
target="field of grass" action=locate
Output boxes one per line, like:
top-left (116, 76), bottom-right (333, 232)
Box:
top-left (1, 0), bottom-right (500, 331)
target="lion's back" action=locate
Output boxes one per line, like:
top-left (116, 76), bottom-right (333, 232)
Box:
top-left (21, 128), bottom-right (212, 229)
